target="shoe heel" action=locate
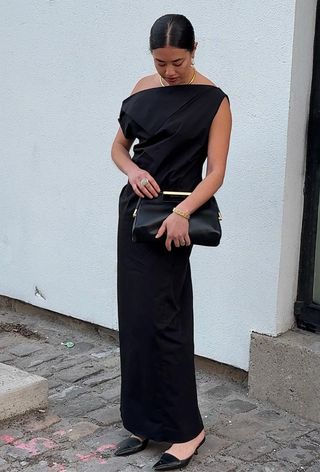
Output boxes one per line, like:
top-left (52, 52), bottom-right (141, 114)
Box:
top-left (195, 436), bottom-right (206, 455)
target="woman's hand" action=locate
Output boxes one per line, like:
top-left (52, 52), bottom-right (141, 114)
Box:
top-left (155, 213), bottom-right (191, 251)
top-left (128, 167), bottom-right (160, 198)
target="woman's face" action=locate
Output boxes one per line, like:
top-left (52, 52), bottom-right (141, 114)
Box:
top-left (152, 46), bottom-right (195, 85)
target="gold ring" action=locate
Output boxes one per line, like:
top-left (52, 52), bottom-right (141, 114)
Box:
top-left (140, 178), bottom-right (149, 187)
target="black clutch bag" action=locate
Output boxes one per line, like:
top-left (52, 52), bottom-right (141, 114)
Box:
top-left (132, 191), bottom-right (222, 247)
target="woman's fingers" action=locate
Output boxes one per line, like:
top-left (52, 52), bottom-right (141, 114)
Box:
top-left (132, 184), bottom-right (145, 198)
top-left (165, 237), bottom-right (173, 252)
top-left (138, 181), bottom-right (155, 198)
top-left (174, 237), bottom-right (181, 248)
top-left (173, 237), bottom-right (189, 248)
top-left (167, 235), bottom-right (189, 251)
top-left (128, 168), bottom-right (161, 198)
top-left (155, 216), bottom-right (191, 251)
top-left (185, 234), bottom-right (191, 246)
top-left (155, 223), bottom-right (166, 239)
top-left (147, 175), bottom-right (161, 193)
top-left (138, 175), bottom-right (160, 198)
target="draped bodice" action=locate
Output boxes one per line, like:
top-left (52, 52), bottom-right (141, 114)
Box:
top-left (118, 84), bottom-right (228, 194)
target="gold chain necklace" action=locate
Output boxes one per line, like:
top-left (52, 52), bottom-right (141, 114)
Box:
top-left (159, 68), bottom-right (197, 87)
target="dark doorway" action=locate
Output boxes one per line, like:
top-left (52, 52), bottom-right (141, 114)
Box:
top-left (295, 0), bottom-right (320, 332)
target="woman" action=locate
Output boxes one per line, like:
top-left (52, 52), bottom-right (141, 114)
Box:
top-left (111, 13), bottom-right (232, 471)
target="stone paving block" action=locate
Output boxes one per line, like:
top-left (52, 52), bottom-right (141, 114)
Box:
top-left (223, 398), bottom-right (258, 414)
top-left (2, 444), bottom-right (37, 461)
top-left (96, 456), bottom-right (134, 472)
top-left (69, 342), bottom-right (95, 354)
top-left (305, 460), bottom-right (320, 472)
top-left (222, 436), bottom-right (278, 461)
top-left (202, 463), bottom-right (237, 472)
top-left (8, 343), bottom-right (44, 357)
top-left (0, 462), bottom-right (10, 472)
top-left (91, 350), bottom-right (112, 359)
top-left (271, 437), bottom-right (319, 466)
top-left (75, 459), bottom-right (128, 472)
top-left (118, 466), bottom-right (141, 472)
top-left (83, 371), bottom-right (120, 387)
top-left (213, 416), bottom-right (267, 441)
top-left (53, 393), bottom-right (106, 417)
top-left (204, 384), bottom-right (233, 399)
top-left (21, 462), bottom-right (77, 472)
top-left (0, 428), bottom-right (24, 444)
top-left (303, 429), bottom-right (320, 445)
top-left (254, 409), bottom-right (284, 422)
top-left (266, 420), bottom-right (315, 442)
top-left (236, 461), bottom-right (295, 471)
top-left (95, 375), bottom-right (120, 389)
top-left (23, 414), bottom-right (61, 432)
top-left (98, 381), bottom-right (121, 402)
top-left (87, 405), bottom-right (121, 426)
top-left (198, 433), bottom-right (232, 456)
top-left (0, 435), bottom-right (59, 460)
top-left (55, 364), bottom-right (104, 383)
top-left (80, 430), bottom-right (120, 450)
top-left (45, 445), bottom-right (80, 462)
top-left (201, 454), bottom-right (243, 471)
top-left (51, 355), bottom-right (90, 372)
top-left (28, 369), bottom-right (53, 380)
top-left (102, 355), bottom-right (120, 369)
top-left (200, 409), bottom-right (221, 429)
top-left (49, 385), bottom-right (85, 401)
top-left (197, 378), bottom-right (221, 391)
top-left (0, 334), bottom-right (20, 349)
top-left (201, 462), bottom-right (237, 472)
top-left (0, 353), bottom-right (15, 363)
top-left (66, 421), bottom-right (99, 440)
top-left (47, 378), bottom-right (64, 390)
top-left (26, 351), bottom-right (63, 368)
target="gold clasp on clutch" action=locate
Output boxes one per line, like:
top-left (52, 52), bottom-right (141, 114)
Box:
top-left (162, 191), bottom-right (191, 196)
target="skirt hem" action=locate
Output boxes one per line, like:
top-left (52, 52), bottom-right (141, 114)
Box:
top-left (121, 418), bottom-right (204, 443)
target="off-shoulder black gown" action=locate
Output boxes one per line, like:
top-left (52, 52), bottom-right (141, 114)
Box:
top-left (117, 84), bottom-right (228, 442)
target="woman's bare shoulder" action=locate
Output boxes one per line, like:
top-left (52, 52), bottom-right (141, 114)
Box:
top-left (130, 74), bottom-right (160, 95)
top-left (195, 71), bottom-right (217, 86)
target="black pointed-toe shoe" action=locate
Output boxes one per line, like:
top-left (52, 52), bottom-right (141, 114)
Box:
top-left (153, 436), bottom-right (206, 471)
top-left (114, 435), bottom-right (149, 456)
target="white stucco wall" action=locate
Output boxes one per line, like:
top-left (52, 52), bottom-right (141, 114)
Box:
top-left (0, 0), bottom-right (316, 370)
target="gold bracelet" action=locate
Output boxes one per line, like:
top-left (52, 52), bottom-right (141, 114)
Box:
top-left (172, 207), bottom-right (190, 220)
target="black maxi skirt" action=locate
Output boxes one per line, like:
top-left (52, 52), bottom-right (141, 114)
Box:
top-left (117, 185), bottom-right (204, 443)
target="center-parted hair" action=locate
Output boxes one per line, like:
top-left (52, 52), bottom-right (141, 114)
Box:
top-left (149, 14), bottom-right (195, 52)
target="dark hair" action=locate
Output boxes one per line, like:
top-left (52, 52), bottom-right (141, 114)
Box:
top-left (149, 14), bottom-right (195, 52)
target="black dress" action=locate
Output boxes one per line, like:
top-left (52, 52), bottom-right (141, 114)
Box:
top-left (117, 84), bottom-right (228, 443)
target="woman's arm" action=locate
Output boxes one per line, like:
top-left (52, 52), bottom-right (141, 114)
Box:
top-left (111, 127), bottom-right (135, 174)
top-left (155, 96), bottom-right (232, 251)
top-left (111, 127), bottom-right (160, 199)
top-left (111, 78), bottom-right (161, 198)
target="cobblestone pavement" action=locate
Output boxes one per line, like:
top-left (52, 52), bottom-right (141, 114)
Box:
top-left (1, 307), bottom-right (320, 472)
